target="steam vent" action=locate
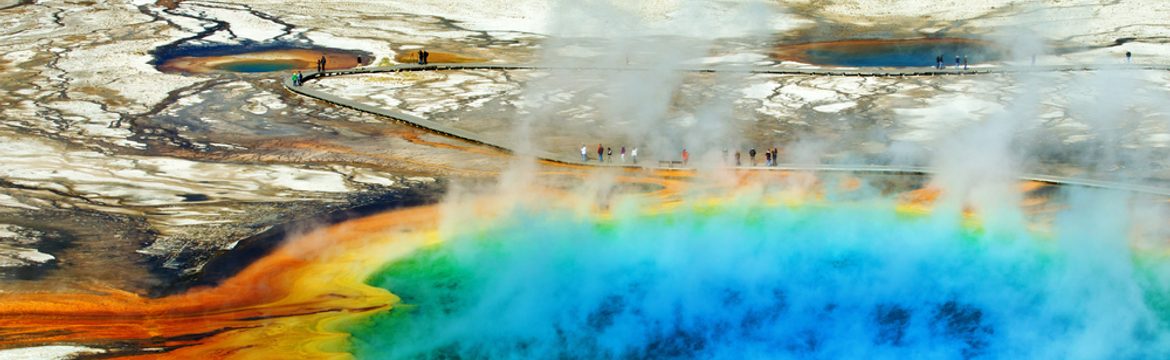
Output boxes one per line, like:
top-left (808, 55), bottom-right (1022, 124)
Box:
top-left (4, 1), bottom-right (1170, 358)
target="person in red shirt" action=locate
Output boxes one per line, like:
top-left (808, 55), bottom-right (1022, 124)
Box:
top-left (682, 148), bottom-right (689, 165)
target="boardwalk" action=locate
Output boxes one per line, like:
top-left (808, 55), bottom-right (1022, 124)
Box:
top-left (283, 62), bottom-right (1170, 196)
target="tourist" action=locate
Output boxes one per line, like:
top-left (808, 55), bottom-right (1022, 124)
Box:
top-left (291, 73), bottom-right (298, 86)
top-left (963, 55), bottom-right (968, 70)
top-left (607, 147), bottom-right (613, 162)
top-left (424, 50), bottom-right (430, 64)
top-left (357, 55), bottom-right (362, 65)
top-left (418, 50), bottom-right (424, 65)
top-left (597, 144), bottom-right (604, 162)
top-left (765, 151), bottom-right (772, 167)
top-left (632, 147), bottom-right (638, 164)
top-left (581, 144), bottom-right (588, 162)
top-left (955, 55), bottom-right (960, 69)
top-left (735, 151), bottom-right (741, 166)
top-left (771, 147), bottom-right (778, 166)
top-left (620, 146), bottom-right (626, 163)
top-left (1126, 51), bottom-right (1132, 64)
top-left (936, 55), bottom-right (943, 69)
top-left (682, 148), bottom-right (689, 165)
top-left (321, 55), bottom-right (327, 71)
top-left (749, 148), bottom-right (757, 166)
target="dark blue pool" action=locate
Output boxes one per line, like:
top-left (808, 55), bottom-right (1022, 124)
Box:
top-left (781, 38), bottom-right (1006, 67)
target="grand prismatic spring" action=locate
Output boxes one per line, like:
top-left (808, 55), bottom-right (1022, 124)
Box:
top-left (5, 0), bottom-right (1170, 359)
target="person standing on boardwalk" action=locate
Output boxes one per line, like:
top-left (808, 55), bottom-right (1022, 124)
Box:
top-left (418, 50), bottom-right (425, 65)
top-left (1126, 51), bottom-right (1132, 64)
top-left (321, 55), bottom-right (327, 71)
top-left (581, 144), bottom-right (588, 162)
top-left (597, 144), bottom-right (604, 162)
top-left (963, 55), bottom-right (968, 70)
top-left (681, 148), bottom-right (689, 166)
top-left (607, 147), bottom-right (613, 162)
top-left (764, 151), bottom-right (772, 167)
top-left (955, 55), bottom-right (960, 69)
top-left (771, 147), bottom-right (778, 167)
top-left (620, 146), bottom-right (626, 163)
top-left (735, 151), bottom-right (741, 166)
top-left (749, 148), bottom-right (757, 166)
top-left (632, 147), bottom-right (638, 164)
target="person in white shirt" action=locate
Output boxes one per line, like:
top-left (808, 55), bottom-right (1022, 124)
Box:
top-left (631, 147), bottom-right (638, 164)
top-left (580, 145), bottom-right (587, 162)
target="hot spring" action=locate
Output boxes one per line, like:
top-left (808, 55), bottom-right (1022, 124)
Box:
top-left (153, 43), bottom-right (369, 73)
top-left (775, 38), bottom-right (1007, 67)
top-left (347, 188), bottom-right (1170, 359)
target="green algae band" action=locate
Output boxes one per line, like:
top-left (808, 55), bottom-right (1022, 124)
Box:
top-left (349, 194), bottom-right (1170, 359)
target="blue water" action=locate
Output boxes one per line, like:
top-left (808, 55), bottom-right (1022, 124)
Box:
top-left (351, 191), bottom-right (1170, 359)
top-left (800, 40), bottom-right (1004, 67)
top-left (217, 61), bottom-right (299, 73)
top-left (152, 41), bottom-right (369, 73)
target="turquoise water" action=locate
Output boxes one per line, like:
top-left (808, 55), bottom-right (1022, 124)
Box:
top-left (216, 61), bottom-right (299, 73)
top-left (351, 192), bottom-right (1170, 359)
